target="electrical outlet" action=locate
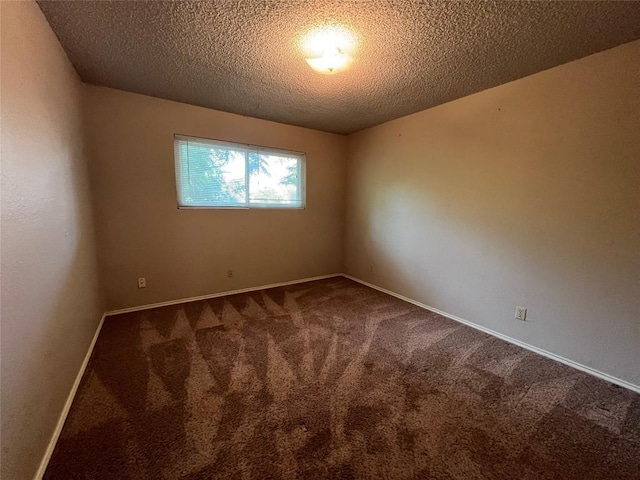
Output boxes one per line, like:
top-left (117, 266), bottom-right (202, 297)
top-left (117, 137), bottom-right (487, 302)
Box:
top-left (138, 277), bottom-right (147, 289)
top-left (515, 306), bottom-right (527, 321)
top-left (227, 269), bottom-right (233, 278)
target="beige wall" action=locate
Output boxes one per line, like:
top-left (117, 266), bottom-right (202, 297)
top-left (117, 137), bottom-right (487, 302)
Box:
top-left (84, 86), bottom-right (347, 311)
top-left (0, 2), bottom-right (104, 479)
top-left (344, 40), bottom-right (640, 386)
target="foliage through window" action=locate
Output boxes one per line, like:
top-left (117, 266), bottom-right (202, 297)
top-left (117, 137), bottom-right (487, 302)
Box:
top-left (174, 135), bottom-right (305, 208)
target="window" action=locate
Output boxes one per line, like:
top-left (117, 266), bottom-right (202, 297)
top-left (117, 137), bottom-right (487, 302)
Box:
top-left (174, 135), bottom-right (306, 209)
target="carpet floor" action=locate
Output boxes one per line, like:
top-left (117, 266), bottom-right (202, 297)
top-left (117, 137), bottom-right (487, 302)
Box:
top-left (45, 277), bottom-right (640, 479)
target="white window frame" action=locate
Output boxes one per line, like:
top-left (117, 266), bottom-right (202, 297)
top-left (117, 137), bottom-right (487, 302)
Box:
top-left (174, 134), bottom-right (306, 210)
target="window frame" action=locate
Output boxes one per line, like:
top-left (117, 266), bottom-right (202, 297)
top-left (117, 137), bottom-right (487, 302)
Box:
top-left (174, 134), bottom-right (307, 210)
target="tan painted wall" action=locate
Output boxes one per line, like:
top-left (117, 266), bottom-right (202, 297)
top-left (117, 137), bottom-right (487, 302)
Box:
top-left (344, 40), bottom-right (640, 386)
top-left (0, 2), bottom-right (104, 478)
top-left (84, 86), bottom-right (347, 311)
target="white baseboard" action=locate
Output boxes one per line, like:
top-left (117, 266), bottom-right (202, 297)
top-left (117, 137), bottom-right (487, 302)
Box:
top-left (36, 271), bottom-right (638, 478)
top-left (35, 273), bottom-right (342, 478)
top-left (342, 274), bottom-right (640, 394)
top-left (34, 313), bottom-right (107, 480)
top-left (106, 273), bottom-right (343, 316)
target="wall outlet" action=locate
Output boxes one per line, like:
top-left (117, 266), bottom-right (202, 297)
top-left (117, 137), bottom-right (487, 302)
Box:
top-left (138, 277), bottom-right (147, 289)
top-left (515, 306), bottom-right (527, 321)
top-left (227, 269), bottom-right (233, 278)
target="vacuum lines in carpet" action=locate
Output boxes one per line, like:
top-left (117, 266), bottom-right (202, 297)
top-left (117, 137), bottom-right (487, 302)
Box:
top-left (45, 277), bottom-right (640, 479)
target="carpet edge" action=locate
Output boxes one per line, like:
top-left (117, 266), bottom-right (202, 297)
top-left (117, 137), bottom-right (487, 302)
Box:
top-left (34, 313), bottom-right (107, 480)
top-left (39, 272), bottom-right (637, 479)
top-left (105, 274), bottom-right (343, 316)
top-left (343, 274), bottom-right (640, 395)
top-left (35, 273), bottom-right (344, 479)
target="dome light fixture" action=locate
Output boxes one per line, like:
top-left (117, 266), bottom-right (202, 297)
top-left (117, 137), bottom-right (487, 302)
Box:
top-left (305, 46), bottom-right (351, 74)
top-left (301, 25), bottom-right (356, 75)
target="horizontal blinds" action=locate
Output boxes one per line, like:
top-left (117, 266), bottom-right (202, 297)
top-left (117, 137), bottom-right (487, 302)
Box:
top-left (174, 135), bottom-right (305, 208)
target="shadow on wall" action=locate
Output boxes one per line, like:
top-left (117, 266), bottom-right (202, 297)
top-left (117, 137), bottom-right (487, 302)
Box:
top-left (2, 245), bottom-right (101, 479)
top-left (1, 98), bottom-right (103, 480)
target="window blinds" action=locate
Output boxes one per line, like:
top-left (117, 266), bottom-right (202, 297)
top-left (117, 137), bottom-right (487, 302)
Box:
top-left (174, 135), bottom-right (306, 209)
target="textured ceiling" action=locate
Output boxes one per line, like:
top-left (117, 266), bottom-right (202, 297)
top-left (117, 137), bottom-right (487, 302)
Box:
top-left (38, 1), bottom-right (640, 134)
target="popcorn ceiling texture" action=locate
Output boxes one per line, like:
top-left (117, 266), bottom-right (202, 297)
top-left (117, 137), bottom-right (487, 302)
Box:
top-left (37, 1), bottom-right (640, 134)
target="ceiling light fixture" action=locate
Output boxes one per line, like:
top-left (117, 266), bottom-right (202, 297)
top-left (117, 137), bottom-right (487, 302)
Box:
top-left (305, 46), bottom-right (351, 74)
top-left (301, 25), bottom-right (356, 75)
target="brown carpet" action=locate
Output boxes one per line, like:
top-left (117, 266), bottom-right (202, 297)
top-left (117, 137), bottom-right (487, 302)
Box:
top-left (45, 277), bottom-right (640, 479)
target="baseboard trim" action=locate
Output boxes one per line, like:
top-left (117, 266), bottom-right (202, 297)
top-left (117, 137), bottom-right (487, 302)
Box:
top-left (35, 273), bottom-right (343, 478)
top-left (35, 271), bottom-right (638, 478)
top-left (34, 313), bottom-right (107, 480)
top-left (105, 273), bottom-right (343, 316)
top-left (342, 274), bottom-right (640, 394)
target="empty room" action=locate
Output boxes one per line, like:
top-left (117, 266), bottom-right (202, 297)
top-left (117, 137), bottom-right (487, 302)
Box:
top-left (2, 1), bottom-right (639, 479)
